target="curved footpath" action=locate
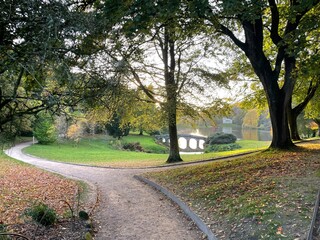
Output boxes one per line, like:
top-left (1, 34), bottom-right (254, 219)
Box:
top-left (5, 142), bottom-right (203, 240)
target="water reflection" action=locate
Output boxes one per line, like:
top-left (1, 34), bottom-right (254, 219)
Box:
top-left (178, 138), bottom-right (187, 149)
top-left (222, 126), bottom-right (233, 134)
top-left (189, 138), bottom-right (198, 150)
top-left (179, 125), bottom-right (272, 141)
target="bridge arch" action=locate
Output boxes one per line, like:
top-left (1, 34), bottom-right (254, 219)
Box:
top-left (155, 134), bottom-right (207, 152)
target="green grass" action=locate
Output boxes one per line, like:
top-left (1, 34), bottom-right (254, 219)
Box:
top-left (237, 139), bottom-right (270, 149)
top-left (181, 140), bottom-right (270, 162)
top-left (24, 137), bottom-right (169, 167)
top-left (123, 134), bottom-right (168, 153)
top-left (0, 152), bottom-right (23, 169)
top-left (24, 135), bottom-right (270, 167)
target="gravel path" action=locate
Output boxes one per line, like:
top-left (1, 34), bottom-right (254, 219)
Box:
top-left (5, 142), bottom-right (203, 240)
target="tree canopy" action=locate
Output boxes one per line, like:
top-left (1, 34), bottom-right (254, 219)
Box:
top-left (2, 0), bottom-right (320, 153)
top-left (80, 0), bottom-right (230, 162)
top-left (0, 0), bottom-right (75, 133)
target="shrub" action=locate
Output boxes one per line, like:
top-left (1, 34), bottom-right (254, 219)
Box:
top-left (204, 143), bottom-right (241, 153)
top-left (67, 124), bottom-right (83, 144)
top-left (33, 114), bottom-right (57, 144)
top-left (25, 203), bottom-right (57, 226)
top-left (123, 142), bottom-right (144, 152)
top-left (0, 132), bottom-right (16, 150)
top-left (205, 132), bottom-right (237, 145)
top-left (147, 130), bottom-right (161, 136)
top-left (105, 113), bottom-right (130, 139)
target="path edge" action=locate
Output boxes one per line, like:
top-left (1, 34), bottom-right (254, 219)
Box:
top-left (134, 175), bottom-right (218, 240)
top-left (307, 189), bottom-right (320, 240)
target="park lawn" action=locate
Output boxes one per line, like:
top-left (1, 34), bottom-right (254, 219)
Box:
top-left (0, 152), bottom-right (82, 225)
top-left (24, 138), bottom-right (168, 167)
top-left (123, 134), bottom-right (168, 153)
top-left (143, 141), bottom-right (320, 239)
top-left (181, 140), bottom-right (270, 162)
top-left (24, 135), bottom-right (270, 167)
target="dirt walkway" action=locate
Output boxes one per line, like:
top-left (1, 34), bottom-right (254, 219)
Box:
top-left (5, 142), bottom-right (202, 240)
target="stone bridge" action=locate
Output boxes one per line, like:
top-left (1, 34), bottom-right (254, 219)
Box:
top-left (155, 134), bottom-right (207, 152)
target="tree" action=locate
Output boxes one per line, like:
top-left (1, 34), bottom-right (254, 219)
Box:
top-left (85, 1), bottom-right (228, 162)
top-left (121, 89), bottom-right (166, 135)
top-left (67, 124), bottom-right (83, 144)
top-left (105, 113), bottom-right (130, 139)
top-left (85, 85), bottom-right (166, 137)
top-left (288, 78), bottom-right (319, 140)
top-left (196, 0), bottom-right (320, 149)
top-left (0, 0), bottom-right (109, 138)
top-left (231, 104), bottom-right (246, 126)
top-left (1, 0), bottom-right (58, 130)
top-left (283, 21), bottom-right (320, 140)
top-left (0, 0), bottom-right (83, 135)
top-left (238, 68), bottom-right (319, 140)
top-left (305, 85), bottom-right (320, 137)
top-left (242, 109), bottom-right (259, 129)
top-left (33, 113), bottom-right (57, 144)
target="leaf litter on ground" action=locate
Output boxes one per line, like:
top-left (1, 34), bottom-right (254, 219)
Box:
top-left (0, 154), bottom-right (90, 239)
top-left (144, 141), bottom-right (320, 239)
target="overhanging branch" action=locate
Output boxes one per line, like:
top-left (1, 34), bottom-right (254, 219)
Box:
top-left (218, 24), bottom-right (247, 52)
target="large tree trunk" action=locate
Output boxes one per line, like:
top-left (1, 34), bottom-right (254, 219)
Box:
top-left (242, 20), bottom-right (294, 150)
top-left (163, 27), bottom-right (182, 163)
top-left (139, 125), bottom-right (143, 135)
top-left (287, 81), bottom-right (319, 141)
top-left (246, 53), bottom-right (295, 149)
top-left (264, 68), bottom-right (295, 149)
top-left (287, 98), bottom-right (301, 141)
top-left (166, 94), bottom-right (182, 163)
top-left (268, 93), bottom-right (295, 148)
top-left (287, 110), bottom-right (300, 141)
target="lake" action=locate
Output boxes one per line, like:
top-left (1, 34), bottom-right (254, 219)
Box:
top-left (178, 125), bottom-right (272, 141)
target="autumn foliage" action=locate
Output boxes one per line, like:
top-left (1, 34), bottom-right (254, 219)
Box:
top-left (67, 124), bottom-right (83, 143)
top-left (242, 109), bottom-right (259, 128)
top-left (0, 155), bottom-right (80, 225)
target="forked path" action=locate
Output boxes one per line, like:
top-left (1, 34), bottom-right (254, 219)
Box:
top-left (5, 142), bottom-right (202, 240)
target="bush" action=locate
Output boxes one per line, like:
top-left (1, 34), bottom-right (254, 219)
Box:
top-left (204, 143), bottom-right (241, 153)
top-left (33, 114), bottom-right (57, 145)
top-left (105, 113), bottom-right (130, 139)
top-left (123, 142), bottom-right (144, 152)
top-left (66, 124), bottom-right (83, 144)
top-left (147, 130), bottom-right (161, 136)
top-left (25, 203), bottom-right (57, 226)
top-left (0, 132), bottom-right (16, 150)
top-left (205, 132), bottom-right (237, 145)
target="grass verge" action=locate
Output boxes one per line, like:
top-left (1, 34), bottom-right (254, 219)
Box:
top-left (143, 141), bottom-right (320, 239)
top-left (24, 135), bottom-right (270, 167)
